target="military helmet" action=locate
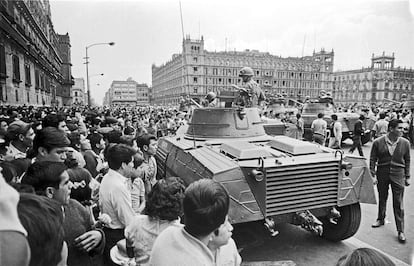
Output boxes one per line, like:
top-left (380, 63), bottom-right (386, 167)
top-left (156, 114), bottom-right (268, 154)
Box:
top-left (239, 67), bottom-right (254, 77)
top-left (205, 91), bottom-right (216, 102)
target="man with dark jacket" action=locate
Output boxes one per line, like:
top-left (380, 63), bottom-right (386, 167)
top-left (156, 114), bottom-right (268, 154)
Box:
top-left (349, 114), bottom-right (365, 156)
top-left (370, 119), bottom-right (410, 243)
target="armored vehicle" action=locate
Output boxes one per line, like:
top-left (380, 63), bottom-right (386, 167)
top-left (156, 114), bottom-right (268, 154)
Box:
top-left (301, 99), bottom-right (373, 144)
top-left (155, 106), bottom-right (376, 241)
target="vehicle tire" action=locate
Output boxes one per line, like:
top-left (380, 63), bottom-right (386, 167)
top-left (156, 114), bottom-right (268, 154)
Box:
top-left (321, 203), bottom-right (361, 241)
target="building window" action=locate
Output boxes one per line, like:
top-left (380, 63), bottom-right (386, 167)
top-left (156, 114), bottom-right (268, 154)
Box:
top-left (25, 64), bottom-right (31, 86)
top-left (27, 92), bottom-right (30, 102)
top-left (0, 44), bottom-right (6, 79)
top-left (12, 55), bottom-right (21, 83)
top-left (193, 67), bottom-right (198, 72)
top-left (35, 70), bottom-right (40, 90)
top-left (15, 89), bottom-right (18, 102)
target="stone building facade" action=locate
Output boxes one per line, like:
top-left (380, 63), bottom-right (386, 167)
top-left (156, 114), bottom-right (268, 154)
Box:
top-left (104, 77), bottom-right (149, 107)
top-left (0, 0), bottom-right (72, 107)
top-left (152, 35), bottom-right (334, 105)
top-left (56, 33), bottom-right (74, 106)
top-left (332, 53), bottom-right (414, 107)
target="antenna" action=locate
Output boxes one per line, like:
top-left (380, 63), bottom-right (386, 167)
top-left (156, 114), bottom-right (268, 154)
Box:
top-left (179, 1), bottom-right (185, 40)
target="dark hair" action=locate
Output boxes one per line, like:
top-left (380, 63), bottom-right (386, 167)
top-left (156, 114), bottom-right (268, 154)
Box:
top-left (9, 158), bottom-right (31, 177)
top-left (120, 135), bottom-right (135, 147)
top-left (331, 114), bottom-right (338, 120)
top-left (0, 161), bottom-right (17, 182)
top-left (106, 144), bottom-right (136, 170)
top-left (67, 167), bottom-right (92, 206)
top-left (379, 112), bottom-right (386, 119)
top-left (317, 113), bottom-right (324, 119)
top-left (359, 114), bottom-right (365, 120)
top-left (33, 127), bottom-right (70, 154)
top-left (105, 130), bottom-right (122, 144)
top-left (183, 179), bottom-right (230, 237)
top-left (42, 114), bottom-right (66, 128)
top-left (21, 161), bottom-right (67, 195)
top-left (10, 183), bottom-right (35, 193)
top-left (123, 126), bottom-right (136, 136)
top-left (296, 113), bottom-right (301, 119)
top-left (88, 132), bottom-right (104, 149)
top-left (17, 193), bottom-right (65, 266)
top-left (136, 133), bottom-right (157, 151)
top-left (388, 119), bottom-right (403, 131)
top-left (145, 177), bottom-right (185, 221)
top-left (67, 132), bottom-right (81, 150)
top-left (337, 248), bottom-right (395, 266)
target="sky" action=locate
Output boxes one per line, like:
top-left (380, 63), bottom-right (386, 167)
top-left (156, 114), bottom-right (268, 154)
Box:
top-left (49, 0), bottom-right (414, 105)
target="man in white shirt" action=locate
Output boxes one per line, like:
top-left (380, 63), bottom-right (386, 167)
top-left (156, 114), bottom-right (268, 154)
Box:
top-left (136, 134), bottom-right (158, 196)
top-left (372, 112), bottom-right (389, 139)
top-left (311, 113), bottom-right (328, 145)
top-left (99, 144), bottom-right (136, 266)
top-left (328, 114), bottom-right (342, 149)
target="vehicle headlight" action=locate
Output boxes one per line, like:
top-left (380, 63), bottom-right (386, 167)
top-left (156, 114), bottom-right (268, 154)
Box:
top-left (250, 169), bottom-right (264, 182)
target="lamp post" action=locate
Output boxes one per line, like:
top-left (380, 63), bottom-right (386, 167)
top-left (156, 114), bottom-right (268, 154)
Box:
top-left (85, 42), bottom-right (115, 106)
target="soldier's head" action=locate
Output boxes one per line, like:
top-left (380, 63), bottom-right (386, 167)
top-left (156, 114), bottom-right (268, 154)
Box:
top-left (239, 67), bottom-right (254, 82)
top-left (205, 92), bottom-right (216, 103)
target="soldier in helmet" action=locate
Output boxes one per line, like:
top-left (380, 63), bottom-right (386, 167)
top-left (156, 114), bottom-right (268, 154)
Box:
top-left (202, 92), bottom-right (217, 107)
top-left (237, 67), bottom-right (266, 108)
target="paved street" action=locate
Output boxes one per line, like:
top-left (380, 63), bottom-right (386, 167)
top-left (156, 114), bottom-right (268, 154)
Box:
top-left (235, 141), bottom-right (414, 266)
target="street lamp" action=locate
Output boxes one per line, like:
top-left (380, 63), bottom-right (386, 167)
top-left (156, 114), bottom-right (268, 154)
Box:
top-left (91, 73), bottom-right (104, 78)
top-left (85, 42), bottom-right (115, 106)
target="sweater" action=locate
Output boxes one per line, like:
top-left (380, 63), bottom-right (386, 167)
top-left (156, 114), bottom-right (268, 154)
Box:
top-left (370, 135), bottom-right (411, 185)
top-left (64, 199), bottom-right (105, 266)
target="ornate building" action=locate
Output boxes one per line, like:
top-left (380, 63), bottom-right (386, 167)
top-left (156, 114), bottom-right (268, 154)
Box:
top-left (56, 33), bottom-right (74, 105)
top-left (0, 0), bottom-right (72, 107)
top-left (332, 53), bottom-right (414, 107)
top-left (152, 35), bottom-right (334, 105)
top-left (104, 77), bottom-right (149, 107)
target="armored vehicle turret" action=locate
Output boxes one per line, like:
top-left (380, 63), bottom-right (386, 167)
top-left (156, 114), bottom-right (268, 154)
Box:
top-left (155, 106), bottom-right (376, 241)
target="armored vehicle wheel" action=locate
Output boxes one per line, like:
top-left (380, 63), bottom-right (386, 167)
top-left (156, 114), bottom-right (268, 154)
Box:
top-left (321, 203), bottom-right (361, 241)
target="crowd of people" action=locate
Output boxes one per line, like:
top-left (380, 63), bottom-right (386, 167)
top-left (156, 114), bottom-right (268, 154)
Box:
top-left (0, 65), bottom-right (411, 265)
top-left (0, 104), bottom-right (241, 266)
